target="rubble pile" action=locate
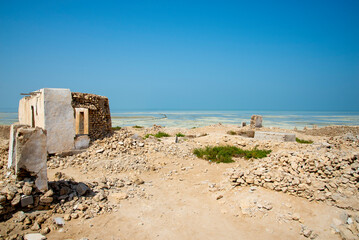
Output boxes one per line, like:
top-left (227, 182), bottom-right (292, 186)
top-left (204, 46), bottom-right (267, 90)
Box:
top-left (47, 129), bottom-right (149, 171)
top-left (85, 129), bottom-right (146, 158)
top-left (299, 126), bottom-right (359, 137)
top-left (0, 172), bottom-right (147, 238)
top-left (0, 139), bottom-right (9, 171)
top-left (330, 212), bottom-right (359, 240)
top-left (229, 142), bottom-right (359, 209)
top-left (0, 176), bottom-right (95, 221)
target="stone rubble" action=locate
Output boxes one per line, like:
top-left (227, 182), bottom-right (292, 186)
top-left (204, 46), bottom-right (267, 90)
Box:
top-left (0, 172), bottom-right (147, 238)
top-left (228, 141), bottom-right (359, 210)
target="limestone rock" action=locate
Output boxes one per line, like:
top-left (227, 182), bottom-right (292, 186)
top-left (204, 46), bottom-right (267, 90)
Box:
top-left (24, 233), bottom-right (47, 240)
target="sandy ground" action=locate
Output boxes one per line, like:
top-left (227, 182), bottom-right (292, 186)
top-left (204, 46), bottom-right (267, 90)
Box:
top-left (34, 124), bottom-right (357, 240)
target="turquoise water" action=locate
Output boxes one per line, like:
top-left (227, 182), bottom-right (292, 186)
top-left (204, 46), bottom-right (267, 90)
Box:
top-left (1, 111), bottom-right (358, 130)
top-left (111, 111), bottom-right (359, 129)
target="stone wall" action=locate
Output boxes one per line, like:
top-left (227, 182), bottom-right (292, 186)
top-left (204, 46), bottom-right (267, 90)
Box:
top-left (71, 92), bottom-right (112, 140)
top-left (18, 88), bottom-right (75, 154)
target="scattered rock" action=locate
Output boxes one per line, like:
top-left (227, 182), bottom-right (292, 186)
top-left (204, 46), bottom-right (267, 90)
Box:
top-left (76, 183), bottom-right (89, 196)
top-left (53, 217), bottom-right (65, 227)
top-left (24, 233), bottom-right (47, 240)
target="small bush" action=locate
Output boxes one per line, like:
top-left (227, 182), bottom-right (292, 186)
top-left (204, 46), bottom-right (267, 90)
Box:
top-left (296, 138), bottom-right (313, 144)
top-left (193, 146), bottom-right (271, 163)
top-left (112, 126), bottom-right (122, 130)
top-left (227, 130), bottom-right (237, 135)
top-left (144, 134), bottom-right (152, 138)
top-left (155, 132), bottom-right (170, 138)
top-left (144, 131), bottom-right (170, 139)
top-left (133, 125), bottom-right (144, 129)
top-left (176, 133), bottom-right (185, 137)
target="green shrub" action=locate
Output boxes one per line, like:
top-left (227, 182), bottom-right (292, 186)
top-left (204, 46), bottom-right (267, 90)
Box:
top-left (193, 146), bottom-right (271, 163)
top-left (144, 131), bottom-right (170, 139)
top-left (133, 125), bottom-right (143, 129)
top-left (296, 138), bottom-right (313, 144)
top-left (176, 133), bottom-right (185, 137)
top-left (155, 132), bottom-right (170, 138)
top-left (112, 126), bottom-right (122, 130)
top-left (144, 134), bottom-right (152, 139)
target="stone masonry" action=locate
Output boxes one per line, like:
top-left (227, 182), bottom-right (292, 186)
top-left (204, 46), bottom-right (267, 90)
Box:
top-left (71, 92), bottom-right (112, 140)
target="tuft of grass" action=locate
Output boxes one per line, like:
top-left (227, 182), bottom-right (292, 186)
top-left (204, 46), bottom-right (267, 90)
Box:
top-left (296, 138), bottom-right (313, 144)
top-left (227, 130), bottom-right (237, 135)
top-left (144, 131), bottom-right (170, 139)
top-left (144, 134), bottom-right (153, 139)
top-left (155, 131), bottom-right (170, 138)
top-left (176, 133), bottom-right (185, 137)
top-left (112, 126), bottom-right (122, 130)
top-left (193, 146), bottom-right (271, 163)
top-left (133, 125), bottom-right (144, 129)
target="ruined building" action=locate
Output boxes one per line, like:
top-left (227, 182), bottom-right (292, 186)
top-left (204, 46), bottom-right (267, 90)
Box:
top-left (8, 88), bottom-right (112, 191)
top-left (71, 92), bottom-right (112, 141)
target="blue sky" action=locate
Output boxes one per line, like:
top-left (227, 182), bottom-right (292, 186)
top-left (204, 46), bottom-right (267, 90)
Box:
top-left (0, 0), bottom-right (358, 111)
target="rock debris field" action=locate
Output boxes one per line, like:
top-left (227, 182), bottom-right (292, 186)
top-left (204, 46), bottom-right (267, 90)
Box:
top-left (0, 124), bottom-right (359, 240)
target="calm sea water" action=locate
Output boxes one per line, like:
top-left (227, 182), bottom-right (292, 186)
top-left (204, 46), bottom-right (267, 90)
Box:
top-left (1, 110), bottom-right (358, 130)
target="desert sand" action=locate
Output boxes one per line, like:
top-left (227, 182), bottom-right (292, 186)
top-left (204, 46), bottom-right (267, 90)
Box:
top-left (0, 124), bottom-right (358, 240)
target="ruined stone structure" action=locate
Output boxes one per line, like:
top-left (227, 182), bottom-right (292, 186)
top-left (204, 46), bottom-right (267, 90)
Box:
top-left (8, 88), bottom-right (112, 193)
top-left (18, 88), bottom-right (75, 154)
top-left (250, 115), bottom-right (263, 128)
top-left (254, 131), bottom-right (296, 142)
top-left (15, 88), bottom-right (112, 154)
top-left (71, 92), bottom-right (112, 140)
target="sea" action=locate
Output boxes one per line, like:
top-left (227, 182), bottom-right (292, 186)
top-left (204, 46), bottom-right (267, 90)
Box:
top-left (2, 110), bottom-right (358, 130)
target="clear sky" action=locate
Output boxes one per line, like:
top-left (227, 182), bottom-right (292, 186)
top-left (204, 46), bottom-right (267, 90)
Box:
top-left (0, 0), bottom-right (358, 111)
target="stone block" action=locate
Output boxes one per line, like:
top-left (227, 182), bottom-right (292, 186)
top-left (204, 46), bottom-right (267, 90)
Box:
top-left (250, 115), bottom-right (263, 128)
top-left (21, 195), bottom-right (34, 207)
top-left (254, 131), bottom-right (296, 142)
top-left (74, 135), bottom-right (90, 149)
top-left (15, 127), bottom-right (48, 192)
top-left (8, 123), bottom-right (26, 169)
top-left (24, 233), bottom-right (46, 240)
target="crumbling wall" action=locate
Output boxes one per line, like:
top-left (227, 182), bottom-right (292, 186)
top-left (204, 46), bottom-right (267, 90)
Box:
top-left (10, 126), bottom-right (48, 192)
top-left (18, 88), bottom-right (75, 154)
top-left (18, 91), bottom-right (45, 129)
top-left (71, 92), bottom-right (112, 140)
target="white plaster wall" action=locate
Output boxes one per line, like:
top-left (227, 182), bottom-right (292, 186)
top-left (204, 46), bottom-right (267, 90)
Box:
top-left (43, 88), bottom-right (75, 153)
top-left (18, 92), bottom-right (45, 128)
